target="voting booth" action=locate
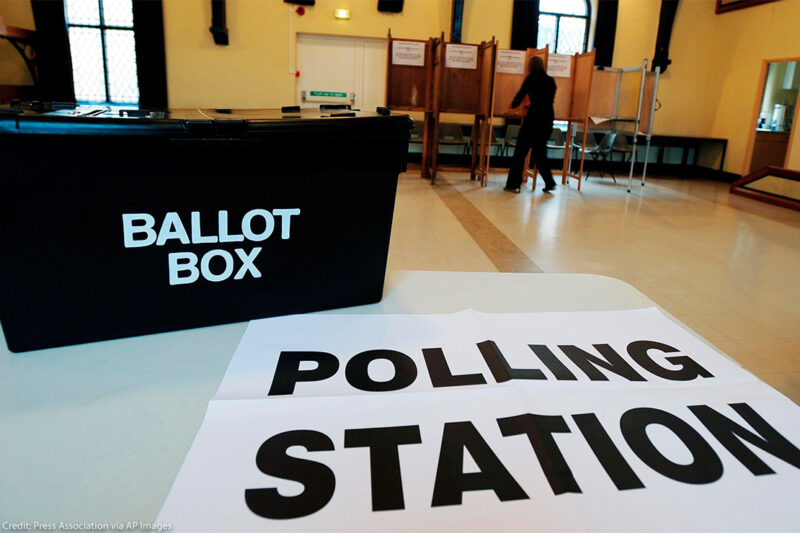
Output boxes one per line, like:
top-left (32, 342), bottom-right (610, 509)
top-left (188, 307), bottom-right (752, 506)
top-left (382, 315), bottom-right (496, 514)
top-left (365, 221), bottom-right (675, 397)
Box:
top-left (386, 33), bottom-right (496, 184)
top-left (0, 107), bottom-right (412, 352)
top-left (587, 59), bottom-right (661, 192)
top-left (481, 46), bottom-right (549, 185)
top-left (386, 32), bottom-right (437, 179)
top-left (428, 36), bottom-right (496, 184)
top-left (481, 48), bottom-right (596, 190)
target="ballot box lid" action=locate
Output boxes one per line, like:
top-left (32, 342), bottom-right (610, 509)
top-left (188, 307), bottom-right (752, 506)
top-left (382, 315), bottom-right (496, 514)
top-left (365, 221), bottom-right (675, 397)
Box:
top-left (0, 105), bottom-right (413, 138)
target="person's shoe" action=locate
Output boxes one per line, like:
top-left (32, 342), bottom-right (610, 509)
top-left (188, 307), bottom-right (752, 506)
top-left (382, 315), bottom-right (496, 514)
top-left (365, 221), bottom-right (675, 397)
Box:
top-left (504, 186), bottom-right (521, 194)
top-left (543, 183), bottom-right (557, 193)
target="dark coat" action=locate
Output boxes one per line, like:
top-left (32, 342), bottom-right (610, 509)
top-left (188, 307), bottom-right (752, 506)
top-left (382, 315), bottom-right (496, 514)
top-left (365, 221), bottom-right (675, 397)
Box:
top-left (511, 69), bottom-right (557, 128)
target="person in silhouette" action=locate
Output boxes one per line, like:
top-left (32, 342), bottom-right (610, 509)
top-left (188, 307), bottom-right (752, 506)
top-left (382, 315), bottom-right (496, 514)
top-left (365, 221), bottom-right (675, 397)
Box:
top-left (504, 55), bottom-right (557, 193)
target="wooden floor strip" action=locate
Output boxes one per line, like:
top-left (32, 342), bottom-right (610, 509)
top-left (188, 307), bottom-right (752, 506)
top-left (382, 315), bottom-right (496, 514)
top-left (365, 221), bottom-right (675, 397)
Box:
top-left (434, 176), bottom-right (544, 273)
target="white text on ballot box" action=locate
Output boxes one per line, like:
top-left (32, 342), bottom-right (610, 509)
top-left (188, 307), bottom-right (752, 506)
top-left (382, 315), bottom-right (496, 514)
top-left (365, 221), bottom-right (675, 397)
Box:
top-left (158, 309), bottom-right (800, 532)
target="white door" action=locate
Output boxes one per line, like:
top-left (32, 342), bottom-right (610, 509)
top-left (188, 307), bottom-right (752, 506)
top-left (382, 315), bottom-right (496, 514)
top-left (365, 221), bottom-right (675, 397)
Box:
top-left (296, 34), bottom-right (387, 111)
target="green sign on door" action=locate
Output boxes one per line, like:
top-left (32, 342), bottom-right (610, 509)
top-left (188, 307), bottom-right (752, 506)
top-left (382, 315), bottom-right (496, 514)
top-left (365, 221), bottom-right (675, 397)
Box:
top-left (309, 91), bottom-right (348, 98)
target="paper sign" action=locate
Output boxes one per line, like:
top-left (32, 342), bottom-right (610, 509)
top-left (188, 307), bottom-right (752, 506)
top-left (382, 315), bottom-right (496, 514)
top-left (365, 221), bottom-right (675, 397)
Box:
top-left (158, 309), bottom-right (800, 532)
top-left (213, 309), bottom-right (755, 401)
top-left (159, 384), bottom-right (800, 532)
top-left (496, 50), bottom-right (526, 75)
top-left (445, 44), bottom-right (478, 69)
top-left (392, 41), bottom-right (425, 67)
top-left (547, 53), bottom-right (572, 78)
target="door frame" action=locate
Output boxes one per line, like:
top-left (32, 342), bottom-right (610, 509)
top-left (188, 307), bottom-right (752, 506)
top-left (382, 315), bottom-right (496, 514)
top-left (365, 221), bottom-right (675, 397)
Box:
top-left (743, 56), bottom-right (800, 174)
top-left (295, 32), bottom-right (388, 109)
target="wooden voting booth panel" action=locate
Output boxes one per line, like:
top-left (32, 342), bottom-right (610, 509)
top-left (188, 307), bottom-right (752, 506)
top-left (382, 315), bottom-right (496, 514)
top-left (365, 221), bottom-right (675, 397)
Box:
top-left (618, 70), bottom-right (644, 121)
top-left (439, 42), bottom-right (483, 114)
top-left (428, 38), bottom-right (496, 184)
top-left (639, 71), bottom-right (658, 135)
top-left (560, 50), bottom-right (595, 191)
top-left (474, 40), bottom-right (497, 185)
top-left (570, 51), bottom-right (595, 121)
top-left (588, 69), bottom-right (618, 119)
top-left (386, 34), bottom-right (432, 111)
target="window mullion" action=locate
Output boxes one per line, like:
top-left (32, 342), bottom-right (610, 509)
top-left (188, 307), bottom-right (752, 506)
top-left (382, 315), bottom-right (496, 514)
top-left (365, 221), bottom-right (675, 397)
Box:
top-left (97, 0), bottom-right (110, 103)
top-left (554, 14), bottom-right (560, 53)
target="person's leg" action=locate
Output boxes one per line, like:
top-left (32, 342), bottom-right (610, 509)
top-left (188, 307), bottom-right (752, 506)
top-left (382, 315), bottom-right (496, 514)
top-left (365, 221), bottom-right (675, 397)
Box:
top-left (531, 127), bottom-right (556, 190)
top-left (505, 125), bottom-right (533, 190)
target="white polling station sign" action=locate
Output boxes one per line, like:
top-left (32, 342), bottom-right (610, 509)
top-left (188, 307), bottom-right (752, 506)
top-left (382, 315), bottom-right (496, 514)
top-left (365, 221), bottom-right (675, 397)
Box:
top-left (158, 309), bottom-right (800, 532)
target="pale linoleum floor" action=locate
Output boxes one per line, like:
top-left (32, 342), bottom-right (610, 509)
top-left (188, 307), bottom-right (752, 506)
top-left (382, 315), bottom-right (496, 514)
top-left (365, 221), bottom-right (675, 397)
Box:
top-left (386, 169), bottom-right (800, 405)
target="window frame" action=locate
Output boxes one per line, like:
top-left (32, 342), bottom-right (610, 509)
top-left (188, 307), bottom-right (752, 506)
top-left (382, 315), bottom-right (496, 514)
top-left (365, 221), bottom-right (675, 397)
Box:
top-left (65, 0), bottom-right (138, 105)
top-left (538, 0), bottom-right (591, 55)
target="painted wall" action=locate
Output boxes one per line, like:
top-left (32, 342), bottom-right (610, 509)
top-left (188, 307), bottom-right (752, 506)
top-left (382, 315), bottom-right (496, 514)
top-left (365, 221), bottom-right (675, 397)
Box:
top-left (163, 0), bottom-right (451, 109)
top-left (612, 0), bottom-right (800, 173)
top-left (5, 0), bottom-right (800, 173)
top-left (0, 0), bottom-right (35, 86)
top-left (704, 0), bottom-right (800, 172)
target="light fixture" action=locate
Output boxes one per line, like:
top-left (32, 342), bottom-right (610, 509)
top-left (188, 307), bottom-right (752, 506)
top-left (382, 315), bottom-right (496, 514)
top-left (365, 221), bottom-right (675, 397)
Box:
top-left (334, 8), bottom-right (350, 19)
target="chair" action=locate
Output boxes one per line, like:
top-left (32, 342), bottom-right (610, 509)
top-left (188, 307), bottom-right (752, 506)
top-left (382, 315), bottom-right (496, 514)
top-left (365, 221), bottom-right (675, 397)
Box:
top-left (612, 133), bottom-right (634, 162)
top-left (546, 128), bottom-right (566, 155)
top-left (467, 127), bottom-right (503, 155)
top-left (585, 133), bottom-right (617, 182)
top-left (438, 122), bottom-right (469, 154)
top-left (408, 121), bottom-right (423, 146)
top-left (502, 124), bottom-right (520, 157)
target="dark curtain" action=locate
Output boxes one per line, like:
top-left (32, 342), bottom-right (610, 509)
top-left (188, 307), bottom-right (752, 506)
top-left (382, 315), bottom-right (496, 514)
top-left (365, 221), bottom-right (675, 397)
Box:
top-left (594, 0), bottom-right (618, 67)
top-left (510, 0), bottom-right (539, 51)
top-left (133, 0), bottom-right (168, 108)
top-left (652, 0), bottom-right (679, 73)
top-left (30, 0), bottom-right (75, 102)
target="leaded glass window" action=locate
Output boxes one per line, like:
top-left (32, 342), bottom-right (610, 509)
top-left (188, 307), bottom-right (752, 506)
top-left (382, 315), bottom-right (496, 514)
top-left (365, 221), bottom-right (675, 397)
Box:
top-left (65, 0), bottom-right (139, 104)
top-left (537, 0), bottom-right (589, 55)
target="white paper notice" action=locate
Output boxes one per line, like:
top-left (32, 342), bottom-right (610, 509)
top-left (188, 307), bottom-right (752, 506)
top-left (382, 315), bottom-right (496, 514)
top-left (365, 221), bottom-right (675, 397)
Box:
top-left (496, 50), bottom-right (526, 75)
top-left (213, 308), bottom-right (755, 400)
top-left (445, 44), bottom-right (478, 69)
top-left (158, 309), bottom-right (800, 532)
top-left (547, 53), bottom-right (572, 78)
top-left (392, 40), bottom-right (425, 67)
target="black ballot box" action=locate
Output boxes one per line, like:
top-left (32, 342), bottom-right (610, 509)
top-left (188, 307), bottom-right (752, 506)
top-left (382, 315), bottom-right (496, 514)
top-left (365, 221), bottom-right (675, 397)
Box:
top-left (0, 107), bottom-right (412, 352)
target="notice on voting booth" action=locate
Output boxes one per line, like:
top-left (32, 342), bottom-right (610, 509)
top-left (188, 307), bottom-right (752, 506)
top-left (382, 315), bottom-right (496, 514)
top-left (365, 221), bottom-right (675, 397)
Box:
top-left (445, 44), bottom-right (478, 69)
top-left (392, 41), bottom-right (425, 67)
top-left (496, 50), bottom-right (526, 75)
top-left (158, 309), bottom-right (800, 532)
top-left (547, 53), bottom-right (572, 78)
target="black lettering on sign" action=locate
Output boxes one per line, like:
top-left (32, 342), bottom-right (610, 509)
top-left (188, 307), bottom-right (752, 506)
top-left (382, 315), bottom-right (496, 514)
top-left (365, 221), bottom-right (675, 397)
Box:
top-left (345, 350), bottom-right (418, 392)
top-left (558, 344), bottom-right (646, 382)
top-left (528, 344), bottom-right (578, 381)
top-left (422, 347), bottom-right (487, 388)
top-left (690, 403), bottom-right (800, 475)
top-left (572, 413), bottom-right (645, 491)
top-left (620, 407), bottom-right (723, 484)
top-left (477, 340), bottom-right (545, 383)
top-left (627, 341), bottom-right (713, 381)
top-left (344, 426), bottom-right (423, 511)
top-left (497, 413), bottom-right (581, 495)
top-left (245, 430), bottom-right (335, 519)
top-left (431, 421), bottom-right (528, 506)
top-left (268, 352), bottom-right (339, 396)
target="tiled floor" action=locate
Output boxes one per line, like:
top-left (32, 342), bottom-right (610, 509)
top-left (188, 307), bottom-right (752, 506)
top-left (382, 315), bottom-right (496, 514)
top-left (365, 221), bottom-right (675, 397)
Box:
top-left (386, 169), bottom-right (800, 404)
